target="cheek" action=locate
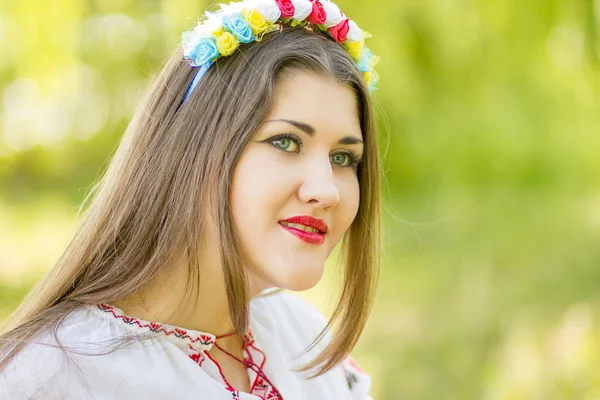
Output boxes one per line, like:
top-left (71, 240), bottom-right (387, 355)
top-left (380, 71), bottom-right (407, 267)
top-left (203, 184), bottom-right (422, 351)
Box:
top-left (229, 147), bottom-right (289, 237)
top-left (333, 176), bottom-right (361, 238)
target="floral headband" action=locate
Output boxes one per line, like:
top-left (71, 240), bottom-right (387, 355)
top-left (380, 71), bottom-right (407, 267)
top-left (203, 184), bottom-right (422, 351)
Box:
top-left (180, 0), bottom-right (380, 102)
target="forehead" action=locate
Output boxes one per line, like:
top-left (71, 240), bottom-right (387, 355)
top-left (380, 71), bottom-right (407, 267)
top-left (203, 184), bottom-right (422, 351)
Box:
top-left (267, 72), bottom-right (362, 139)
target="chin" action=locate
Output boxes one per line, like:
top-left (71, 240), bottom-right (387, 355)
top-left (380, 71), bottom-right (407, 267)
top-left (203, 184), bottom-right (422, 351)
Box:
top-left (284, 279), bottom-right (320, 292)
top-left (276, 264), bottom-right (325, 292)
top-left (249, 259), bottom-right (325, 293)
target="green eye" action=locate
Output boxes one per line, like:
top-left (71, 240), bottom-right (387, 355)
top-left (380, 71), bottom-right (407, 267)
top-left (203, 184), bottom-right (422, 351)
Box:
top-left (331, 153), bottom-right (350, 167)
top-left (272, 137), bottom-right (299, 152)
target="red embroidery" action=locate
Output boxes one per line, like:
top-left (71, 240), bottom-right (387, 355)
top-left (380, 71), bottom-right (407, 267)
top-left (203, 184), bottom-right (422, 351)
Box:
top-left (189, 351), bottom-right (205, 366)
top-left (247, 342), bottom-right (267, 370)
top-left (96, 303), bottom-right (214, 347)
top-left (204, 349), bottom-right (236, 390)
top-left (266, 391), bottom-right (282, 399)
top-left (342, 356), bottom-right (366, 391)
top-left (149, 322), bottom-right (162, 331)
top-left (200, 333), bottom-right (214, 344)
top-left (96, 303), bottom-right (282, 398)
top-left (246, 346), bottom-right (265, 394)
top-left (226, 385), bottom-right (241, 399)
top-left (251, 376), bottom-right (270, 397)
top-left (345, 356), bottom-right (365, 373)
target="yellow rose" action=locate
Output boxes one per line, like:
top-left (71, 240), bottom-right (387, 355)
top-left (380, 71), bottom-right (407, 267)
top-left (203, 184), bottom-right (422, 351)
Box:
top-left (197, 19), bottom-right (224, 38)
top-left (212, 26), bottom-right (225, 37)
top-left (216, 32), bottom-right (240, 56)
top-left (242, 9), bottom-right (268, 36)
top-left (363, 71), bottom-right (371, 86)
top-left (344, 40), bottom-right (363, 61)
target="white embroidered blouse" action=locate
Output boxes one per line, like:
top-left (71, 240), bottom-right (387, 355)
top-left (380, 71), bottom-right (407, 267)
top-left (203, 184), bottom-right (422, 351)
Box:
top-left (0, 290), bottom-right (373, 399)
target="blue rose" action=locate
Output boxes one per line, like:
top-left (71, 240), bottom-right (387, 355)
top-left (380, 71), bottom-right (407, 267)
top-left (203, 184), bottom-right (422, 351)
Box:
top-left (192, 37), bottom-right (220, 67)
top-left (357, 48), bottom-right (373, 73)
top-left (221, 13), bottom-right (255, 44)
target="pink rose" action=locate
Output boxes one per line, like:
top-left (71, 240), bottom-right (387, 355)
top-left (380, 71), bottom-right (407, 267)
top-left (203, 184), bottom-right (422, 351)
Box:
top-left (307, 0), bottom-right (327, 25)
top-left (275, 0), bottom-right (295, 18)
top-left (328, 18), bottom-right (349, 42)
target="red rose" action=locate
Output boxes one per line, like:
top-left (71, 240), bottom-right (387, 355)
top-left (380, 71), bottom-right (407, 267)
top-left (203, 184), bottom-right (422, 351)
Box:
top-left (307, 0), bottom-right (327, 25)
top-left (328, 18), bottom-right (350, 42)
top-left (275, 0), bottom-right (295, 18)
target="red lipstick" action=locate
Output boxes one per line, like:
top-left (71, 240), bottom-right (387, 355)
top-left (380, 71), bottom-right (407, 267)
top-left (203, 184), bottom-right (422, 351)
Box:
top-left (279, 215), bottom-right (328, 245)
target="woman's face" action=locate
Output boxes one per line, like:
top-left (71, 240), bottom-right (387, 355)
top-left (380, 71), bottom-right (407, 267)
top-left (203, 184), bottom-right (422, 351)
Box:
top-left (230, 71), bottom-right (363, 293)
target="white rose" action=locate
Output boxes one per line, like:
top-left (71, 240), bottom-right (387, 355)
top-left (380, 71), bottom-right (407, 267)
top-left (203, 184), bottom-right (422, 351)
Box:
top-left (182, 14), bottom-right (222, 58)
top-left (196, 13), bottom-right (223, 35)
top-left (345, 19), bottom-right (363, 42)
top-left (291, 0), bottom-right (312, 21)
top-left (252, 0), bottom-right (282, 22)
top-left (321, 0), bottom-right (343, 28)
top-left (182, 30), bottom-right (200, 58)
top-left (220, 1), bottom-right (245, 14)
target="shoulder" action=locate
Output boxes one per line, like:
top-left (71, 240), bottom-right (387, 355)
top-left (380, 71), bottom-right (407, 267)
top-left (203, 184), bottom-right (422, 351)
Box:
top-left (0, 305), bottom-right (174, 399)
top-left (251, 290), bottom-right (374, 399)
top-left (0, 333), bottom-right (74, 399)
top-left (0, 307), bottom-right (100, 399)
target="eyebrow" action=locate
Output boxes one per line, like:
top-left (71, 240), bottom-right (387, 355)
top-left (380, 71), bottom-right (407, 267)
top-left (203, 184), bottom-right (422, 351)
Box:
top-left (264, 119), bottom-right (363, 145)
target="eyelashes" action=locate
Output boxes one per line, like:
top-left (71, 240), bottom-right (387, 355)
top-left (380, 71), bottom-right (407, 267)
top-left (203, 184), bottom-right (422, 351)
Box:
top-left (264, 132), bottom-right (363, 168)
top-left (269, 133), bottom-right (302, 153)
top-left (332, 150), bottom-right (363, 168)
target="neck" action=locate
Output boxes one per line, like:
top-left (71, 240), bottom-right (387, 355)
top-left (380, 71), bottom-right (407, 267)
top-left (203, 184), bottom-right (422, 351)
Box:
top-left (111, 234), bottom-right (270, 338)
top-left (113, 263), bottom-right (236, 337)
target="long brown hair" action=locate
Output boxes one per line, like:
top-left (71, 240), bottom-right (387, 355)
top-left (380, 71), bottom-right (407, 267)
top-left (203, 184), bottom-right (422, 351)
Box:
top-left (0, 26), bottom-right (381, 378)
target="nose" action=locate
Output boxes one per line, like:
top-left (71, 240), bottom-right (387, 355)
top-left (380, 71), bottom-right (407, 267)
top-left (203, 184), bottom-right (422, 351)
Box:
top-left (297, 154), bottom-right (340, 208)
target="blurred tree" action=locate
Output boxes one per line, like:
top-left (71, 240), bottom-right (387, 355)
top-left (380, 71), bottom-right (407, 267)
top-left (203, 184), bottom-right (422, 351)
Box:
top-left (1, 0), bottom-right (600, 398)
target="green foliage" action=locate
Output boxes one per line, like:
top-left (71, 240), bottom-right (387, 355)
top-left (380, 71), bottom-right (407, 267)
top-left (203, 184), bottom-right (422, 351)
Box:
top-left (1, 0), bottom-right (600, 398)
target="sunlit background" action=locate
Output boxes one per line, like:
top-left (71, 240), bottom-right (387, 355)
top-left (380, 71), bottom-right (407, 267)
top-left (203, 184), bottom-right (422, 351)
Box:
top-left (2, 0), bottom-right (600, 398)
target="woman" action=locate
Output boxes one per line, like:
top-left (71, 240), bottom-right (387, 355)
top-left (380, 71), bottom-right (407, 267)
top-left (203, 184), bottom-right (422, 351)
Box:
top-left (0, 0), bottom-right (381, 398)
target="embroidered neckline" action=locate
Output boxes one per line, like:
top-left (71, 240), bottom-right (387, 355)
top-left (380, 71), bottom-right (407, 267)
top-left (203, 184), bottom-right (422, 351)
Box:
top-left (94, 303), bottom-right (254, 352)
top-left (93, 303), bottom-right (281, 398)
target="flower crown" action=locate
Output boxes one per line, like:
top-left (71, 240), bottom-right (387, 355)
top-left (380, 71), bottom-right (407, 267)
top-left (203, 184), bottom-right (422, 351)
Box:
top-left (180, 0), bottom-right (380, 102)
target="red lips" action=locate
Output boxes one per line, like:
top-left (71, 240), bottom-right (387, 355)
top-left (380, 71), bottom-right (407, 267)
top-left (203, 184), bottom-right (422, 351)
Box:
top-left (279, 215), bottom-right (328, 233)
top-left (278, 215), bottom-right (328, 245)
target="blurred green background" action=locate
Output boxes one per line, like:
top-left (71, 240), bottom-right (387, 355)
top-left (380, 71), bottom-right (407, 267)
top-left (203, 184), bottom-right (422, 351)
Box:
top-left (2, 0), bottom-right (600, 398)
